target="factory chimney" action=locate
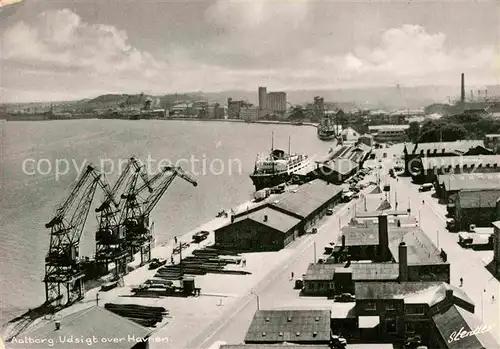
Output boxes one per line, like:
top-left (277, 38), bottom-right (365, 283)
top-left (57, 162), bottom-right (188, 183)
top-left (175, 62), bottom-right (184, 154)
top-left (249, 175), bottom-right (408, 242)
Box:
top-left (486, 90), bottom-right (488, 99)
top-left (378, 214), bottom-right (389, 261)
top-left (470, 90), bottom-right (473, 101)
top-left (398, 242), bottom-right (408, 282)
top-left (460, 73), bottom-right (465, 103)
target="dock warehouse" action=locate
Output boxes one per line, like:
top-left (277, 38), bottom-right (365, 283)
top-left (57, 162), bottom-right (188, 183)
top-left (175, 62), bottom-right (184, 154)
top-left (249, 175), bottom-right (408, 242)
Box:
top-left (412, 155), bottom-right (500, 183)
top-left (402, 140), bottom-right (491, 177)
top-left (435, 173), bottom-right (500, 202)
top-left (314, 158), bottom-right (359, 184)
top-left (449, 189), bottom-right (500, 230)
top-left (244, 310), bottom-right (331, 345)
top-left (7, 306), bottom-right (151, 349)
top-left (215, 179), bottom-right (343, 251)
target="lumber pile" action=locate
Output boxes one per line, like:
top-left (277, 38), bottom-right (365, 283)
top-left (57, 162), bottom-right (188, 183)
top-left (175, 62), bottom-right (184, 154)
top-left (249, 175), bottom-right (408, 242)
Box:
top-left (104, 303), bottom-right (168, 328)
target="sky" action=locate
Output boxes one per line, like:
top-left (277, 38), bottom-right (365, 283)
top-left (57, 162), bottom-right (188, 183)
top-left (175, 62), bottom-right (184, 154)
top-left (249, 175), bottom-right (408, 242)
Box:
top-left (0, 0), bottom-right (499, 103)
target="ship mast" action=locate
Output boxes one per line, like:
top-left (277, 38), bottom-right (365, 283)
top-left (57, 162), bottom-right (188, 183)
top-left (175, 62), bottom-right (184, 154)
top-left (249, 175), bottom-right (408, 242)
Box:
top-left (271, 131), bottom-right (274, 152)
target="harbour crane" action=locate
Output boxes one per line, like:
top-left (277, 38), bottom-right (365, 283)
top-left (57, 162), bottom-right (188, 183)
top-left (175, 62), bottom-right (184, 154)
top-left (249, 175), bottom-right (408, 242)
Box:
top-left (120, 165), bottom-right (198, 265)
top-left (94, 157), bottom-right (152, 277)
top-left (44, 165), bottom-right (116, 305)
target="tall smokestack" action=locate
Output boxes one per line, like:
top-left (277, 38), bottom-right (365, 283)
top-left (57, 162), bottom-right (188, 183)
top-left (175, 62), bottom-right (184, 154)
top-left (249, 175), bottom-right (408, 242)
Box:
top-left (461, 73), bottom-right (465, 103)
top-left (378, 214), bottom-right (389, 261)
top-left (398, 242), bottom-right (408, 281)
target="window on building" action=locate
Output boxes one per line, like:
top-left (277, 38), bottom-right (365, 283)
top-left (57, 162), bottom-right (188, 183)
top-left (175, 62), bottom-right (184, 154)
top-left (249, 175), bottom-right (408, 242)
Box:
top-left (406, 305), bottom-right (425, 315)
top-left (385, 302), bottom-right (396, 310)
top-left (386, 318), bottom-right (397, 334)
top-left (365, 301), bottom-right (376, 311)
top-left (406, 322), bottom-right (417, 334)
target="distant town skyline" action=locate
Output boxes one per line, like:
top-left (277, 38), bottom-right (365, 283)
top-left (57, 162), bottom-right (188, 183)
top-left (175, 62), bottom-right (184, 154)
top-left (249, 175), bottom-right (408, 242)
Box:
top-left (0, 0), bottom-right (498, 103)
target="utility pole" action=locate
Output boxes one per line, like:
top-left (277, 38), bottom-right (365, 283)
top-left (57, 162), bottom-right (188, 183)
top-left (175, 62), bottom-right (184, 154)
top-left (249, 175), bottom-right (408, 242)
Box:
top-left (313, 241), bottom-right (316, 263)
top-left (179, 241), bottom-right (183, 277)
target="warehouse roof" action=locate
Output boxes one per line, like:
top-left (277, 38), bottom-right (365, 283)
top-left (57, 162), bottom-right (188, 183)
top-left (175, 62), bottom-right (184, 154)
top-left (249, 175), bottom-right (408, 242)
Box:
top-left (408, 140), bottom-right (485, 155)
top-left (244, 310), bottom-right (331, 343)
top-left (438, 173), bottom-right (500, 192)
top-left (304, 263), bottom-right (399, 281)
top-left (389, 227), bottom-right (445, 265)
top-left (433, 305), bottom-right (499, 349)
top-left (233, 206), bottom-right (301, 233)
top-left (303, 263), bottom-right (335, 281)
top-left (457, 189), bottom-right (500, 209)
top-left (368, 124), bottom-right (410, 131)
top-left (7, 306), bottom-right (151, 349)
top-left (270, 179), bottom-right (343, 219)
top-left (340, 226), bottom-right (379, 246)
top-left (355, 282), bottom-right (473, 308)
top-left (421, 155), bottom-right (500, 170)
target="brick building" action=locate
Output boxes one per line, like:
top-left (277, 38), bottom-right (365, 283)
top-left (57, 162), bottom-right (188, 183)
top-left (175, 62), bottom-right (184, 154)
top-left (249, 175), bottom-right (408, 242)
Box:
top-left (435, 173), bottom-right (500, 202)
top-left (403, 140), bottom-right (492, 178)
top-left (354, 281), bottom-right (477, 346)
top-left (412, 155), bottom-right (500, 183)
top-left (450, 189), bottom-right (500, 230)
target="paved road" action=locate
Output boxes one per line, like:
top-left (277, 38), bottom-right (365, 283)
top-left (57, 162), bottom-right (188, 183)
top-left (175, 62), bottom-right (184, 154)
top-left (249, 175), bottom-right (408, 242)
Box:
top-left (391, 175), bottom-right (500, 340)
top-left (187, 190), bottom-right (363, 349)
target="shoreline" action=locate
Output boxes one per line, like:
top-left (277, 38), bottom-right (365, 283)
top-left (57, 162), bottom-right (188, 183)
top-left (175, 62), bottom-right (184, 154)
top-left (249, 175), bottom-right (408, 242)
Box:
top-left (2, 117), bottom-right (318, 128)
top-left (0, 184), bottom-right (300, 341)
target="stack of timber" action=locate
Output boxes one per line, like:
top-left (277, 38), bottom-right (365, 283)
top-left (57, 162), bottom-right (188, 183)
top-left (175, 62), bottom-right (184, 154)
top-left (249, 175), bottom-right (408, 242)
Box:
top-left (153, 247), bottom-right (249, 281)
top-left (104, 303), bottom-right (168, 327)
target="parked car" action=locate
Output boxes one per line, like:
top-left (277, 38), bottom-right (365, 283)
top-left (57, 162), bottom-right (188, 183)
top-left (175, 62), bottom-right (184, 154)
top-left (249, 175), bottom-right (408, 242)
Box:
top-left (352, 193), bottom-right (360, 199)
top-left (294, 279), bottom-right (303, 289)
top-left (334, 293), bottom-right (356, 302)
top-left (446, 219), bottom-right (457, 232)
top-left (326, 208), bottom-right (334, 215)
top-left (192, 230), bottom-right (210, 243)
top-left (418, 183), bottom-right (433, 192)
top-left (331, 335), bottom-right (347, 348)
top-left (148, 258), bottom-right (167, 270)
top-left (405, 336), bottom-right (423, 349)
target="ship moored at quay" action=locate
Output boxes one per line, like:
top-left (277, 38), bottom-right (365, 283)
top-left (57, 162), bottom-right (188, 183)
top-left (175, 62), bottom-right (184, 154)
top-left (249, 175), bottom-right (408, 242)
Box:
top-left (249, 133), bottom-right (313, 191)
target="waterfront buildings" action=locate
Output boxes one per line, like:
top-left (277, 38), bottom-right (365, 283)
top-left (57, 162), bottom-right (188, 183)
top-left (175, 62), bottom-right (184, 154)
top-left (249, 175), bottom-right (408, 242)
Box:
top-left (267, 92), bottom-right (287, 114)
top-left (227, 98), bottom-right (247, 119)
top-left (340, 127), bottom-right (360, 144)
top-left (358, 134), bottom-right (374, 147)
top-left (258, 86), bottom-right (287, 117)
top-left (240, 106), bottom-right (260, 121)
top-left (244, 310), bottom-right (331, 345)
top-left (215, 179), bottom-right (343, 251)
top-left (449, 189), bottom-right (500, 230)
top-left (485, 134), bottom-right (500, 153)
top-left (435, 173), bottom-right (500, 202)
top-left (368, 124), bottom-right (409, 143)
top-left (413, 155), bottom-right (500, 183)
top-left (403, 140), bottom-right (491, 177)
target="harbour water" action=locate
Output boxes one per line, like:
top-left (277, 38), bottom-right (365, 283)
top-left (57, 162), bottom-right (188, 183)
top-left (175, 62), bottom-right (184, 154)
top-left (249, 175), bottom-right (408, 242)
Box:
top-left (0, 119), bottom-right (329, 325)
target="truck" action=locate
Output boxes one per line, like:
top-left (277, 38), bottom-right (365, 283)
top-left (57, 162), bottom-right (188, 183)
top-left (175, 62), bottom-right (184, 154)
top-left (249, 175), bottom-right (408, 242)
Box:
top-left (254, 188), bottom-right (271, 202)
top-left (458, 229), bottom-right (493, 249)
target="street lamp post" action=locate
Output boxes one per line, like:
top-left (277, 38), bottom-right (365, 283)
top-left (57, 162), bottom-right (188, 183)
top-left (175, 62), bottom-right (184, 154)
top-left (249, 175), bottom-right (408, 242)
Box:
top-left (251, 289), bottom-right (260, 310)
top-left (313, 241), bottom-right (317, 263)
